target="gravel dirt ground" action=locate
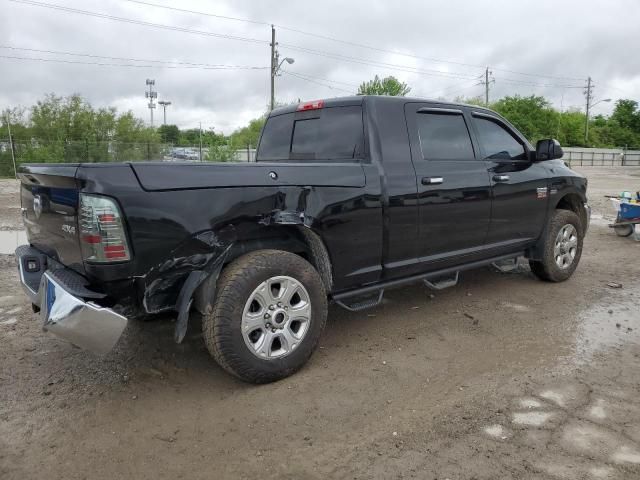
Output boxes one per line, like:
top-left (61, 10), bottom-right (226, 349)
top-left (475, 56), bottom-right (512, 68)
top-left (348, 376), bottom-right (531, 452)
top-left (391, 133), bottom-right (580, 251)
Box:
top-left (1, 167), bottom-right (639, 479)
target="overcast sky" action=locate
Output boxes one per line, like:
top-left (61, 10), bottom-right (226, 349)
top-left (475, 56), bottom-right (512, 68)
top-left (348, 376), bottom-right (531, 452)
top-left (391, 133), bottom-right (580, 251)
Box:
top-left (1, 0), bottom-right (639, 134)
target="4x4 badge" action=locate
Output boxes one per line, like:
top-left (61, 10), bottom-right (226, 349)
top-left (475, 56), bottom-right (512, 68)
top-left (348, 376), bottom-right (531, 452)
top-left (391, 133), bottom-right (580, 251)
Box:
top-left (536, 187), bottom-right (548, 199)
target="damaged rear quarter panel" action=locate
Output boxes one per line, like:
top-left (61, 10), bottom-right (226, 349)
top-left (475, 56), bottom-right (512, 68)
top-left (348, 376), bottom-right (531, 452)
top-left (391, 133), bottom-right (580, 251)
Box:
top-left (82, 162), bottom-right (383, 315)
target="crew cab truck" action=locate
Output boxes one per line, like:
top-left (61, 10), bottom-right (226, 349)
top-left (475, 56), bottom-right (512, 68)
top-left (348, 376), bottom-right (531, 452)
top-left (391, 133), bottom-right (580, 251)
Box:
top-left (15, 96), bottom-right (590, 383)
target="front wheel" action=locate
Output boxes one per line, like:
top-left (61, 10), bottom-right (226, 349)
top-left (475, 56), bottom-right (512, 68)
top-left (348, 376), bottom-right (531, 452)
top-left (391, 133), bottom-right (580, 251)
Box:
top-left (203, 250), bottom-right (327, 383)
top-left (529, 209), bottom-right (584, 282)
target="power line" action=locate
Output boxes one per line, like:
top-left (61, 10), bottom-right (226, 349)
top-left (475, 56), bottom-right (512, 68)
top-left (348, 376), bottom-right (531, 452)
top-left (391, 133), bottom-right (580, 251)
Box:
top-left (496, 77), bottom-right (585, 89)
top-left (0, 54), bottom-right (267, 70)
top-left (9, 0), bottom-right (479, 81)
top-left (121, 0), bottom-right (270, 26)
top-left (282, 71), bottom-right (359, 88)
top-left (10, 0), bottom-right (587, 87)
top-left (489, 68), bottom-right (584, 82)
top-left (279, 45), bottom-right (484, 80)
top-left (433, 77), bottom-right (484, 97)
top-left (0, 45), bottom-right (268, 69)
top-left (282, 43), bottom-right (585, 88)
top-left (117, 0), bottom-right (585, 82)
top-left (281, 70), bottom-right (354, 94)
top-left (443, 83), bottom-right (482, 99)
top-left (8, 0), bottom-right (269, 45)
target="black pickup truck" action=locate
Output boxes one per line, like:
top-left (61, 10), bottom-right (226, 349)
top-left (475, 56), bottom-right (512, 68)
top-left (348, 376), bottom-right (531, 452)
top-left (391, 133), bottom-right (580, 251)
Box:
top-left (15, 96), bottom-right (590, 383)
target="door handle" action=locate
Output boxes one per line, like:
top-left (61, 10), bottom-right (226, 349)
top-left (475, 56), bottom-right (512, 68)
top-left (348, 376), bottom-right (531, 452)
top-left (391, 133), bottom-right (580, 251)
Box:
top-left (421, 177), bottom-right (443, 185)
top-left (493, 174), bottom-right (510, 182)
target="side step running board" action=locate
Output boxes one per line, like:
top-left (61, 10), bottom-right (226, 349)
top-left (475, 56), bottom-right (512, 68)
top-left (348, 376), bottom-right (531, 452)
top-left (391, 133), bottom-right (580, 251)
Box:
top-left (334, 290), bottom-right (384, 312)
top-left (332, 252), bottom-right (525, 312)
top-left (423, 272), bottom-right (459, 290)
top-left (491, 257), bottom-right (520, 273)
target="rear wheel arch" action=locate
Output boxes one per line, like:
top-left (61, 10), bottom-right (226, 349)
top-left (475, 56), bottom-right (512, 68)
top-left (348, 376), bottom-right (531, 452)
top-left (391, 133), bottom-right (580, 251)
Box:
top-left (201, 249), bottom-right (329, 383)
top-left (192, 225), bottom-right (332, 315)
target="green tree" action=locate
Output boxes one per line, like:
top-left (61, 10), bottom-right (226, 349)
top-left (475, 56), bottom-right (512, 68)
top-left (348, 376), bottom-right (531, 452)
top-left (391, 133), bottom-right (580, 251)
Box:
top-left (206, 143), bottom-right (235, 162)
top-left (229, 117), bottom-right (266, 149)
top-left (556, 110), bottom-right (587, 147)
top-left (594, 99), bottom-right (640, 147)
top-left (357, 75), bottom-right (411, 96)
top-left (1, 107), bottom-right (29, 139)
top-left (178, 127), bottom-right (225, 147)
top-left (490, 95), bottom-right (558, 144)
top-left (610, 99), bottom-right (640, 131)
top-left (158, 124), bottom-right (180, 143)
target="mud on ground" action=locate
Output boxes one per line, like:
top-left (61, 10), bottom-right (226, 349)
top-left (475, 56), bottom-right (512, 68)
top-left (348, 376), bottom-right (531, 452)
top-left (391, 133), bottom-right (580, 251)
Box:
top-left (0, 179), bottom-right (21, 230)
top-left (1, 167), bottom-right (639, 479)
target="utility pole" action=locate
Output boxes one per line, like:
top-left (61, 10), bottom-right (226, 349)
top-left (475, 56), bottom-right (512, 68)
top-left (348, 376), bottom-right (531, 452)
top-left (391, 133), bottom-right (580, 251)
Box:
top-left (158, 100), bottom-right (171, 125)
top-left (476, 68), bottom-right (494, 106)
top-left (485, 67), bottom-right (489, 106)
top-left (584, 76), bottom-right (593, 145)
top-left (270, 25), bottom-right (276, 111)
top-left (5, 112), bottom-right (17, 179)
top-left (145, 79), bottom-right (157, 127)
top-left (482, 67), bottom-right (494, 106)
top-left (199, 122), bottom-right (203, 162)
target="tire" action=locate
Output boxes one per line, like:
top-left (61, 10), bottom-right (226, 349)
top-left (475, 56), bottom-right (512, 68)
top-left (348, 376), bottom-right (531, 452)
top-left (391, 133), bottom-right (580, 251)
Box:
top-left (529, 209), bottom-right (584, 282)
top-left (202, 250), bottom-right (327, 383)
top-left (614, 214), bottom-right (634, 237)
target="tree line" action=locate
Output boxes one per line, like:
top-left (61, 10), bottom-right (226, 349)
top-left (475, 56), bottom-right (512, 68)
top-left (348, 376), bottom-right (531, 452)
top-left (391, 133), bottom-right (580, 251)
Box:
top-left (1, 80), bottom-right (639, 175)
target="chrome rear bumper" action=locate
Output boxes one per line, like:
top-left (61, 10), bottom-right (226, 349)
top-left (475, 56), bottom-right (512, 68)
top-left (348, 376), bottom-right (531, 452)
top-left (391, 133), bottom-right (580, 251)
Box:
top-left (16, 246), bottom-right (127, 355)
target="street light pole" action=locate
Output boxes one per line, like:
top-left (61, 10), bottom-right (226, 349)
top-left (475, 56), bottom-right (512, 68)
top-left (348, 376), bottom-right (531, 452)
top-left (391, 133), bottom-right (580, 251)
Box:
top-left (270, 25), bottom-right (276, 111)
top-left (269, 25), bottom-right (295, 111)
top-left (158, 100), bottom-right (172, 125)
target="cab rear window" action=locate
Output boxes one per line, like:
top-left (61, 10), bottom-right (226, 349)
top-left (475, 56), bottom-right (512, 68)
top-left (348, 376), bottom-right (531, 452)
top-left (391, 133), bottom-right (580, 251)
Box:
top-left (257, 106), bottom-right (364, 162)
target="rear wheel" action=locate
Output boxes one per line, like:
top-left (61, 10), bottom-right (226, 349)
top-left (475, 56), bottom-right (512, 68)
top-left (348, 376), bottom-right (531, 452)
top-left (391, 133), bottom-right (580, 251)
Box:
top-left (202, 250), bottom-right (327, 383)
top-left (529, 209), bottom-right (584, 282)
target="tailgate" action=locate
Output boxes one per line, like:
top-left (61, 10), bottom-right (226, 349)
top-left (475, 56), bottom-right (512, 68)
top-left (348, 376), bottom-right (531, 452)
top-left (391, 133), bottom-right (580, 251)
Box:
top-left (19, 164), bottom-right (84, 273)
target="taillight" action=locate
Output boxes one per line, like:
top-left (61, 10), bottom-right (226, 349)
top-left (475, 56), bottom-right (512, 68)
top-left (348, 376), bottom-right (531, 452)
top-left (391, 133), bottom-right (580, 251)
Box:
top-left (79, 194), bottom-right (131, 263)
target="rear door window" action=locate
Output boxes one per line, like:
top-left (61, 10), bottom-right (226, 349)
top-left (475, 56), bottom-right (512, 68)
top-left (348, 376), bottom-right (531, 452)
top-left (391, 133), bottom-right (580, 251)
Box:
top-left (257, 106), bottom-right (363, 161)
top-left (416, 112), bottom-right (475, 160)
top-left (256, 113), bottom-right (293, 161)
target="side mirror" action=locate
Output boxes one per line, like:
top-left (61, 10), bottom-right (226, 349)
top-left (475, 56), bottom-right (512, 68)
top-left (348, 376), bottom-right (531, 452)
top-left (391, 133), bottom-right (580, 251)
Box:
top-left (536, 138), bottom-right (563, 161)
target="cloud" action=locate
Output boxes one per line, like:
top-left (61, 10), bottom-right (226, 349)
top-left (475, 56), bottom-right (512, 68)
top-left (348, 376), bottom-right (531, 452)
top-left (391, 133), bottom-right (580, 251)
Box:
top-left (1, 0), bottom-right (638, 133)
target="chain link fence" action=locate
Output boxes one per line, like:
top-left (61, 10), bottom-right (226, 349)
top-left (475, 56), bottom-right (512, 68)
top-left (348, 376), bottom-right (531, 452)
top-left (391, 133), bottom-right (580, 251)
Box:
top-left (1, 138), bottom-right (639, 178)
top-left (562, 147), bottom-right (640, 167)
top-left (0, 138), bottom-right (258, 177)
